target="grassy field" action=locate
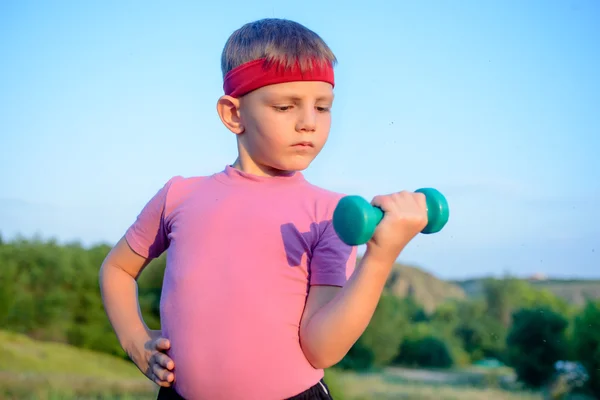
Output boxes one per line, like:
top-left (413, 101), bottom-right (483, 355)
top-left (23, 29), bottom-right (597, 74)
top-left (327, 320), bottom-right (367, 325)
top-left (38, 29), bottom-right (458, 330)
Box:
top-left (333, 369), bottom-right (539, 400)
top-left (0, 330), bottom-right (593, 400)
top-left (0, 330), bottom-right (157, 399)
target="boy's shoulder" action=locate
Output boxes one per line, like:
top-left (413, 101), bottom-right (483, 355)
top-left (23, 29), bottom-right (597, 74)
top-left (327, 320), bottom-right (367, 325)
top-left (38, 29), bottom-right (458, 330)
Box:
top-left (303, 179), bottom-right (346, 200)
top-left (160, 168), bottom-right (229, 191)
top-left (152, 171), bottom-right (221, 210)
top-left (158, 174), bottom-right (209, 196)
top-left (162, 173), bottom-right (210, 188)
top-left (300, 179), bottom-right (349, 215)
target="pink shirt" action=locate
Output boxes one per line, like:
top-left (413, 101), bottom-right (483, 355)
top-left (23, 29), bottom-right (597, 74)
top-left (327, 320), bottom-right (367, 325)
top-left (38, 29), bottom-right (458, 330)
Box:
top-left (125, 165), bottom-right (357, 399)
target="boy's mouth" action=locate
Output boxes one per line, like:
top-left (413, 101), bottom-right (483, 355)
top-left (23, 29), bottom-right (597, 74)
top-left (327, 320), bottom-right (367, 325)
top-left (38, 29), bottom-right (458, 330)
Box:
top-left (292, 142), bottom-right (313, 147)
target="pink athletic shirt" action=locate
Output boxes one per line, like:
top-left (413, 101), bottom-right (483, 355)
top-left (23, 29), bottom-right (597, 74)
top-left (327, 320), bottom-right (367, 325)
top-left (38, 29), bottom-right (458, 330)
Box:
top-left (125, 165), bottom-right (357, 399)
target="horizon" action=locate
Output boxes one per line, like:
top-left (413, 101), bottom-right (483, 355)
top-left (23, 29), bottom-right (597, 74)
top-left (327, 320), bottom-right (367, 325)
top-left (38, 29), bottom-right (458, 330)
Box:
top-left (1, 1), bottom-right (598, 280)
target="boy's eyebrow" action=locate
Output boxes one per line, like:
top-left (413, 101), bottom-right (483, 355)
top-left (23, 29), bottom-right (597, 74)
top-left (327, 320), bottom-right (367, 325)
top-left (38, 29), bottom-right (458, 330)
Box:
top-left (268, 94), bottom-right (334, 102)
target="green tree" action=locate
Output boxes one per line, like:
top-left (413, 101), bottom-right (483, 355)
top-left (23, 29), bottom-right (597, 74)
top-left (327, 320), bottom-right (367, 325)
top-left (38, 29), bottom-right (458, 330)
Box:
top-left (430, 301), bottom-right (459, 330)
top-left (483, 277), bottom-right (528, 328)
top-left (506, 307), bottom-right (569, 388)
top-left (393, 323), bottom-right (456, 368)
top-left (572, 300), bottom-right (600, 398)
top-left (451, 299), bottom-right (507, 362)
top-left (455, 315), bottom-right (506, 362)
top-left (0, 236), bottom-right (157, 357)
top-left (338, 294), bottom-right (409, 370)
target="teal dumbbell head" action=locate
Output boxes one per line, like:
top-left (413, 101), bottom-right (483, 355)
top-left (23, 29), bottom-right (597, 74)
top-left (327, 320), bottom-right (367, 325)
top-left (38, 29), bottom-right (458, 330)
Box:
top-left (332, 188), bottom-right (449, 246)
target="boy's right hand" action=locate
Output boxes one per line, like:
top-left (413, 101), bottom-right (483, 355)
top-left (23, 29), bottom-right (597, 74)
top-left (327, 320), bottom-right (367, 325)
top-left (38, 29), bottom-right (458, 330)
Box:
top-left (128, 329), bottom-right (176, 387)
top-left (366, 191), bottom-right (429, 265)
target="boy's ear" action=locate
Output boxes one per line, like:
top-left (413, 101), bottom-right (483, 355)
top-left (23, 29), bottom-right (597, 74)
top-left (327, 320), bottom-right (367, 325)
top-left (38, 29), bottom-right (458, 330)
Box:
top-left (216, 95), bottom-right (244, 134)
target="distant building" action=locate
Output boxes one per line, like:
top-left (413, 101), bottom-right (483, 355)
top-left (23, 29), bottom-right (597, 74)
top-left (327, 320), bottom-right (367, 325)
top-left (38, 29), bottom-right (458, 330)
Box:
top-left (530, 272), bottom-right (548, 281)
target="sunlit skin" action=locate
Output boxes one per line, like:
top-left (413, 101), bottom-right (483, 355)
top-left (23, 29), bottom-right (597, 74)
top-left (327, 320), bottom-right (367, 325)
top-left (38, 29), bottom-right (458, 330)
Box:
top-left (216, 81), bottom-right (334, 177)
top-left (214, 80), bottom-right (430, 369)
top-left (97, 77), bottom-right (431, 392)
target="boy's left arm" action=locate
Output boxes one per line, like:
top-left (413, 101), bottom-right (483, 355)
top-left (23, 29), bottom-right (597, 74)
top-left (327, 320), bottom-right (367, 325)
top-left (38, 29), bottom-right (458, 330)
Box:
top-left (300, 191), bottom-right (427, 369)
top-left (299, 253), bottom-right (394, 369)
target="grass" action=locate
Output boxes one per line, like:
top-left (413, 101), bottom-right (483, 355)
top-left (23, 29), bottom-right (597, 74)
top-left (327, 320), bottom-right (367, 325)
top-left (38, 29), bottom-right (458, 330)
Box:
top-left (331, 366), bottom-right (596, 400)
top-left (0, 330), bottom-right (141, 378)
top-left (1, 330), bottom-right (594, 400)
top-left (0, 330), bottom-right (156, 399)
top-left (334, 368), bottom-right (542, 400)
top-left (339, 376), bottom-right (537, 399)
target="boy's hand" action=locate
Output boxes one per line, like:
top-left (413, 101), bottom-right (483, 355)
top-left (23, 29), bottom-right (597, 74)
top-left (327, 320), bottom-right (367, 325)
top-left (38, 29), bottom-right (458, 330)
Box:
top-left (366, 191), bottom-right (428, 265)
top-left (128, 329), bottom-right (175, 387)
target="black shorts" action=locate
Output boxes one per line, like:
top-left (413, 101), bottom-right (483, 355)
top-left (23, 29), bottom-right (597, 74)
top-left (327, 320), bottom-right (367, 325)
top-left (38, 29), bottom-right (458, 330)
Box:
top-left (156, 378), bottom-right (334, 400)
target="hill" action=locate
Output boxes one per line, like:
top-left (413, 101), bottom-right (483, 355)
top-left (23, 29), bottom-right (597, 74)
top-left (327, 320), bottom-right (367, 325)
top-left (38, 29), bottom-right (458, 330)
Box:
top-left (453, 277), bottom-right (600, 306)
top-left (382, 262), bottom-right (467, 313)
top-left (530, 279), bottom-right (600, 305)
top-left (378, 261), bottom-right (600, 311)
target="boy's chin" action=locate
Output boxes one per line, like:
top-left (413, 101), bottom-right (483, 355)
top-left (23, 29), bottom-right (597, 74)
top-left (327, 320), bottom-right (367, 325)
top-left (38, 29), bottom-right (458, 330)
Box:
top-left (268, 158), bottom-right (314, 173)
top-left (281, 157), bottom-right (317, 172)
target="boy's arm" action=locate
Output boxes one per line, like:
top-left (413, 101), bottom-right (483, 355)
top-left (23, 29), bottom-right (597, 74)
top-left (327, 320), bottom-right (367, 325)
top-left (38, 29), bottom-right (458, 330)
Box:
top-left (99, 236), bottom-right (175, 386)
top-left (99, 177), bottom-right (180, 386)
top-left (299, 254), bottom-right (393, 369)
top-left (299, 191), bottom-right (428, 369)
top-left (99, 236), bottom-right (153, 350)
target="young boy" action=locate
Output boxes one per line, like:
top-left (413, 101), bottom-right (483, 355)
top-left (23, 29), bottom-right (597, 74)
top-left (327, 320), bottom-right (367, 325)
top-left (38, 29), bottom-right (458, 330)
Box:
top-left (99, 18), bottom-right (428, 400)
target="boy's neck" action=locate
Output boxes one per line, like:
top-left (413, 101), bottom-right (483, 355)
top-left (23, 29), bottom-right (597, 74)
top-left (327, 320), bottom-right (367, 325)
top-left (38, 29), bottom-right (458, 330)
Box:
top-left (231, 156), bottom-right (296, 178)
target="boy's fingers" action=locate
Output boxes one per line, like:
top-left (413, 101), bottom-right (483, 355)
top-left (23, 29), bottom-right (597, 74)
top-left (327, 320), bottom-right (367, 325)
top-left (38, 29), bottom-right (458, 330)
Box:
top-left (155, 352), bottom-right (175, 370)
top-left (152, 376), bottom-right (170, 387)
top-left (371, 194), bottom-right (393, 213)
top-left (153, 376), bottom-right (172, 387)
top-left (154, 337), bottom-right (171, 350)
top-left (152, 364), bottom-right (175, 385)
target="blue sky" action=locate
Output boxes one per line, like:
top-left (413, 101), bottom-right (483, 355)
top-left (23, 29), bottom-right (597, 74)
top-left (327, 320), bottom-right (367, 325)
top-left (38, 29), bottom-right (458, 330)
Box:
top-left (1, 0), bottom-right (598, 279)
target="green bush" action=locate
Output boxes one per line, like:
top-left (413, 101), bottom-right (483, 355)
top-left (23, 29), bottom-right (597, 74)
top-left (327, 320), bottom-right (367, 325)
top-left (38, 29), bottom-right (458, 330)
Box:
top-left (336, 339), bottom-right (375, 371)
top-left (571, 301), bottom-right (600, 398)
top-left (506, 307), bottom-right (569, 388)
top-left (395, 334), bottom-right (454, 368)
top-left (338, 294), bottom-right (410, 371)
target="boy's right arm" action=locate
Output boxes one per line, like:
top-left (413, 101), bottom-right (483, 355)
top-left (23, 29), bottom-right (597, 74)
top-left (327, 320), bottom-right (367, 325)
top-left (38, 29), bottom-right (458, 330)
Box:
top-left (99, 235), bottom-right (175, 387)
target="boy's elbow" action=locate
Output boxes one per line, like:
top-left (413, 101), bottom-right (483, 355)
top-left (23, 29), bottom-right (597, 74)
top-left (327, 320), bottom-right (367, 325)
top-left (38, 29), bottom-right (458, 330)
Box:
top-left (301, 341), bottom-right (345, 370)
top-left (299, 317), bottom-right (350, 369)
top-left (309, 355), bottom-right (341, 370)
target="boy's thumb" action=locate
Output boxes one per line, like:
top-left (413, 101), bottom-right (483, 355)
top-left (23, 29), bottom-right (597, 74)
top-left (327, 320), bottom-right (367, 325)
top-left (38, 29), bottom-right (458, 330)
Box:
top-left (155, 338), bottom-right (170, 350)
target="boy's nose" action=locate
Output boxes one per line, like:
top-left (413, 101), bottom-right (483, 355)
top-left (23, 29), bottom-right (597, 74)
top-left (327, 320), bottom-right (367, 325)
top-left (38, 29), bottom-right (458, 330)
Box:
top-left (296, 110), bottom-right (317, 132)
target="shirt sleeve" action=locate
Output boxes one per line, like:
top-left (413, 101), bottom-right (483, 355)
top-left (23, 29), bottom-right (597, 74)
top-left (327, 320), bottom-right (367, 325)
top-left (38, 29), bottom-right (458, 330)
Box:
top-left (125, 177), bottom-right (181, 259)
top-left (309, 219), bottom-right (357, 287)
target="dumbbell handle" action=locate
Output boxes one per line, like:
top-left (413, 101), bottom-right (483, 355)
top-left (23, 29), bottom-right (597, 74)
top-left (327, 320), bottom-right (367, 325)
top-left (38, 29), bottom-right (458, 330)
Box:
top-left (332, 188), bottom-right (449, 246)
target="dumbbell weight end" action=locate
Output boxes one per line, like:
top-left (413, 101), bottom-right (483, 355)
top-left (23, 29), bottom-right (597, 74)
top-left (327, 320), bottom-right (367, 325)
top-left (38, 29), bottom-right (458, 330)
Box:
top-left (332, 188), bottom-right (449, 246)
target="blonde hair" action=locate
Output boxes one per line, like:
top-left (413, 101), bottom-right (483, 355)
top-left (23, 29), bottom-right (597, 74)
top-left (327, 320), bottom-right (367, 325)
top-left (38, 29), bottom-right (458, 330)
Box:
top-left (220, 18), bottom-right (337, 78)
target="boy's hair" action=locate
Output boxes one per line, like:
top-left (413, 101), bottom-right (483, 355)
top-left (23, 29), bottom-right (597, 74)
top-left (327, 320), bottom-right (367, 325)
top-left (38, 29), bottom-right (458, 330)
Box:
top-left (220, 18), bottom-right (337, 78)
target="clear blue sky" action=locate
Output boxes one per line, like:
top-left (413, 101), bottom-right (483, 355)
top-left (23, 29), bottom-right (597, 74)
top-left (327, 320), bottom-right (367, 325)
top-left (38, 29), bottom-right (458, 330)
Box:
top-left (1, 0), bottom-right (598, 279)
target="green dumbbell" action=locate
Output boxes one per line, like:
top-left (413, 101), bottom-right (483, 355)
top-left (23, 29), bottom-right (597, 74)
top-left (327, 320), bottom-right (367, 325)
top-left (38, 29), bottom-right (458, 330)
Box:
top-left (332, 188), bottom-right (449, 246)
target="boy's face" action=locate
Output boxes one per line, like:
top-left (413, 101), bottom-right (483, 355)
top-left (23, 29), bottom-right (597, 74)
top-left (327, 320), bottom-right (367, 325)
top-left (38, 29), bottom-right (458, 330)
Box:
top-left (221, 81), bottom-right (334, 176)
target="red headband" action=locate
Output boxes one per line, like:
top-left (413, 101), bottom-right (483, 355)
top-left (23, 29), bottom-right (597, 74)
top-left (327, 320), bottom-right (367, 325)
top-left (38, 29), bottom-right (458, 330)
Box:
top-left (223, 58), bottom-right (335, 98)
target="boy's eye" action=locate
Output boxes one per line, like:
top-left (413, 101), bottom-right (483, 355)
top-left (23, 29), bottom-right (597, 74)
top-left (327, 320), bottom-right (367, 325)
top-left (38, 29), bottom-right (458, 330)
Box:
top-left (272, 105), bottom-right (331, 112)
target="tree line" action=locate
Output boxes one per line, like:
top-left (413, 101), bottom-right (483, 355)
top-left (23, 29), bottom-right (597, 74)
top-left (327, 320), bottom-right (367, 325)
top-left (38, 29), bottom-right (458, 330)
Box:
top-left (0, 235), bottom-right (598, 398)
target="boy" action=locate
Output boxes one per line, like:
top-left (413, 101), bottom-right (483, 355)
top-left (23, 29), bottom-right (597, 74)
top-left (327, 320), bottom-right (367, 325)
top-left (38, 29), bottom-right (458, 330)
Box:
top-left (99, 18), bottom-right (428, 400)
